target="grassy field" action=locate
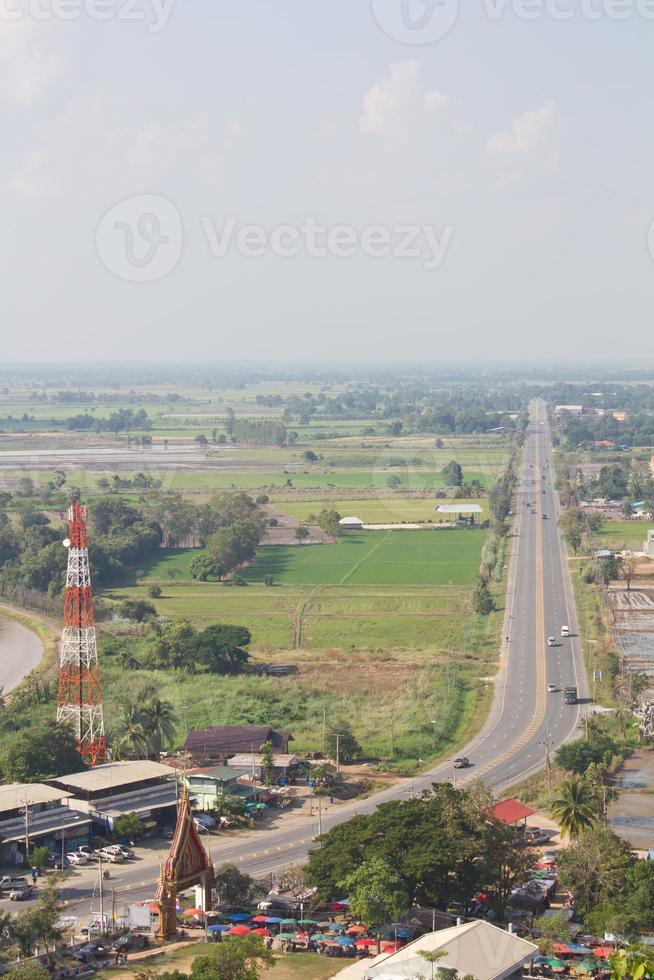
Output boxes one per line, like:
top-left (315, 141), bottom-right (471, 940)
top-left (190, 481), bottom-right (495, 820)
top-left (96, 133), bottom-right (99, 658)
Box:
top-left (96, 946), bottom-right (342, 980)
top-left (241, 531), bottom-right (483, 587)
top-left (597, 521), bottom-right (653, 549)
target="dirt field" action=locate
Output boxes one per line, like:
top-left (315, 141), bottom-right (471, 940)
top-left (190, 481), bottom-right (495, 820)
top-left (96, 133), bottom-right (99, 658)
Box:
top-left (608, 750), bottom-right (654, 852)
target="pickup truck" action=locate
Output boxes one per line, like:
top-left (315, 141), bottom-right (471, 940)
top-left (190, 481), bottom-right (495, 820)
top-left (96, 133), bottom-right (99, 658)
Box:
top-left (0, 875), bottom-right (26, 890)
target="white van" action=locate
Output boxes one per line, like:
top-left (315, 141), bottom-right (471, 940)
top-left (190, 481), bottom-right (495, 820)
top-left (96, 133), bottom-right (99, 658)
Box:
top-left (561, 626), bottom-right (570, 637)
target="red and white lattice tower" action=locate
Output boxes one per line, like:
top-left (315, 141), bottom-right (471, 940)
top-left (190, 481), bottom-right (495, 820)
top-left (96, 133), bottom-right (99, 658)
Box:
top-left (57, 499), bottom-right (107, 767)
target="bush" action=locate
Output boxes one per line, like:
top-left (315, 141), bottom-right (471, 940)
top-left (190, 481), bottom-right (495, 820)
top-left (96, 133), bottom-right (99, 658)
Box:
top-left (148, 585), bottom-right (162, 599)
top-left (555, 734), bottom-right (618, 774)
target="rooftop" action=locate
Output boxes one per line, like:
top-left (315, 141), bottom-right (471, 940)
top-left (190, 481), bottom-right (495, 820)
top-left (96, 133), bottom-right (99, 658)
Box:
top-left (49, 760), bottom-right (174, 794)
top-left (186, 766), bottom-right (245, 783)
top-left (228, 753), bottom-right (297, 770)
top-left (0, 807), bottom-right (92, 844)
top-left (342, 920), bottom-right (538, 980)
top-left (436, 504), bottom-right (483, 514)
top-left (339, 516), bottom-right (364, 525)
top-left (492, 798), bottom-right (536, 825)
top-left (0, 783), bottom-right (73, 814)
top-left (92, 783), bottom-right (180, 819)
top-left (184, 726), bottom-right (292, 755)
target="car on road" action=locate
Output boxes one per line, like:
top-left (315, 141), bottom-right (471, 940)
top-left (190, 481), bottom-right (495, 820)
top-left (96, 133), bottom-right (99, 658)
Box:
top-left (73, 941), bottom-right (109, 962)
top-left (9, 884), bottom-right (33, 901)
top-left (193, 813), bottom-right (217, 829)
top-left (112, 933), bottom-right (149, 953)
top-left (547, 636), bottom-right (556, 647)
top-left (561, 625), bottom-right (570, 637)
top-left (547, 683), bottom-right (557, 693)
top-left (542, 514), bottom-right (548, 519)
top-left (66, 852), bottom-right (88, 866)
top-left (453, 757), bottom-right (470, 769)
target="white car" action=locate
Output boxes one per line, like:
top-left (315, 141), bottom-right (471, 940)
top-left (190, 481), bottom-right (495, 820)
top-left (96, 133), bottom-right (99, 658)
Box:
top-left (104, 844), bottom-right (133, 860)
top-left (547, 637), bottom-right (556, 647)
top-left (66, 852), bottom-right (88, 866)
top-left (547, 683), bottom-right (557, 693)
top-left (561, 626), bottom-right (570, 637)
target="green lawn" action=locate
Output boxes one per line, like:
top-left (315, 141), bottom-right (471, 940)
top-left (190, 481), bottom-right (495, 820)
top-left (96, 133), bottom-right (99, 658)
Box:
top-left (241, 530), bottom-right (483, 586)
top-left (598, 521), bottom-right (653, 549)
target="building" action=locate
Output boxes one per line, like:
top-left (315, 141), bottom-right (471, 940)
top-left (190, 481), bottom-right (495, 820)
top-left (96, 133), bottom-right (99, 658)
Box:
top-left (644, 530), bottom-right (654, 557)
top-left (183, 766), bottom-right (255, 812)
top-left (436, 503), bottom-right (483, 525)
top-left (650, 455), bottom-right (654, 478)
top-left (339, 516), bottom-right (364, 531)
top-left (0, 783), bottom-right (93, 867)
top-left (492, 798), bottom-right (535, 829)
top-left (554, 405), bottom-right (583, 416)
top-left (334, 919), bottom-right (538, 980)
top-left (183, 725), bottom-right (293, 766)
top-left (227, 752), bottom-right (298, 783)
top-left (48, 760), bottom-right (180, 834)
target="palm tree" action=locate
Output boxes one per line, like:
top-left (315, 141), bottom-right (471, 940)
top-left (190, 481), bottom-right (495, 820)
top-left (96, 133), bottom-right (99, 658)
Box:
top-left (141, 697), bottom-right (177, 759)
top-left (551, 778), bottom-right (597, 839)
top-left (113, 701), bottom-right (149, 761)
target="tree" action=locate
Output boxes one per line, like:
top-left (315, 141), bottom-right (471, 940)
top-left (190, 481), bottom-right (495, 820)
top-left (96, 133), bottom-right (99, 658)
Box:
top-left (532, 911), bottom-right (572, 954)
top-left (279, 864), bottom-right (309, 904)
top-left (3, 967), bottom-right (50, 980)
top-left (303, 450), bottom-right (318, 462)
top-left (316, 509), bottom-right (341, 537)
top-left (442, 461), bottom-right (463, 487)
top-left (326, 727), bottom-right (361, 765)
top-left (113, 701), bottom-right (149, 760)
top-left (294, 526), bottom-right (310, 545)
top-left (417, 950), bottom-right (454, 980)
top-left (142, 697), bottom-right (177, 758)
top-left (551, 778), bottom-right (598, 839)
top-left (609, 943), bottom-right (654, 980)
top-left (387, 475), bottom-right (402, 489)
top-left (189, 936), bottom-right (275, 980)
top-left (480, 819), bottom-right (538, 919)
top-left (29, 846), bottom-right (51, 870)
top-left (119, 599), bottom-right (157, 622)
top-left (190, 555), bottom-right (225, 581)
top-left (114, 812), bottom-right (145, 840)
top-left (194, 434), bottom-right (208, 448)
top-left (0, 721), bottom-right (81, 782)
top-left (260, 741), bottom-right (275, 786)
top-left (623, 556), bottom-right (636, 591)
top-left (555, 734), bottom-right (617, 775)
top-left (148, 585), bottom-right (162, 598)
top-left (198, 625), bottom-right (252, 674)
top-left (214, 864), bottom-right (266, 907)
top-left (557, 827), bottom-right (632, 919)
top-left (340, 857), bottom-right (408, 940)
top-left (472, 578), bottom-right (495, 616)
top-left (11, 878), bottom-right (64, 966)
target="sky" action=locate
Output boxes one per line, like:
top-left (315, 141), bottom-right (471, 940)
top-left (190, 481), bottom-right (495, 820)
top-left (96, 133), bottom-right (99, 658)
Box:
top-left (2, 0), bottom-right (654, 364)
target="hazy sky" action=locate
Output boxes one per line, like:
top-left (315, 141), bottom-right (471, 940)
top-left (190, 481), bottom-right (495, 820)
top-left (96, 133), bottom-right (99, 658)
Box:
top-left (2, 0), bottom-right (653, 363)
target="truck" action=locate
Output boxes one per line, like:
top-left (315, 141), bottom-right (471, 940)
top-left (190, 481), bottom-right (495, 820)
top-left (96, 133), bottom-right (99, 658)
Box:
top-left (564, 686), bottom-right (577, 705)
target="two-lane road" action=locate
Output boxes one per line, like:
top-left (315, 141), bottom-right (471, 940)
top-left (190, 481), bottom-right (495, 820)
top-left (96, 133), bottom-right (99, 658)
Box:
top-left (36, 402), bottom-right (590, 914)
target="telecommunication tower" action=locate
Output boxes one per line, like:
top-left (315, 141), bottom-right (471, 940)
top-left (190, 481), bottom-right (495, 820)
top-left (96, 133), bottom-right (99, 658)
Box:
top-left (57, 499), bottom-right (107, 766)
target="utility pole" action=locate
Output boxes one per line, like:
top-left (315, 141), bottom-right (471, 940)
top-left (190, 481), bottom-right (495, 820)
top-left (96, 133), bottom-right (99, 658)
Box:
top-left (23, 797), bottom-right (30, 857)
top-left (322, 707), bottom-right (326, 756)
top-left (98, 854), bottom-right (105, 935)
top-left (317, 794), bottom-right (322, 837)
top-left (335, 734), bottom-right (341, 775)
top-left (541, 734), bottom-right (552, 791)
top-left (111, 887), bottom-right (116, 933)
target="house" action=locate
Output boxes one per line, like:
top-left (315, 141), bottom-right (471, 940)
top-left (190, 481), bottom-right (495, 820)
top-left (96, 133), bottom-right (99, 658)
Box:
top-left (492, 798), bottom-right (535, 829)
top-left (436, 503), bottom-right (483, 525)
top-left (183, 766), bottom-right (255, 812)
top-left (227, 752), bottom-right (298, 783)
top-left (48, 760), bottom-right (180, 834)
top-left (183, 726), bottom-right (293, 766)
top-left (339, 516), bottom-right (364, 531)
top-left (0, 783), bottom-right (93, 867)
top-left (334, 919), bottom-right (538, 980)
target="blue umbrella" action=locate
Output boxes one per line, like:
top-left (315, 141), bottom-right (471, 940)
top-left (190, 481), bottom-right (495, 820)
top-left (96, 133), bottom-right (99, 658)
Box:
top-left (567, 945), bottom-right (593, 956)
top-left (329, 923), bottom-right (346, 931)
top-left (534, 956), bottom-right (551, 965)
top-left (207, 924), bottom-right (230, 933)
top-left (229, 913), bottom-right (252, 922)
top-left (336, 937), bottom-right (356, 946)
top-left (266, 917), bottom-right (284, 924)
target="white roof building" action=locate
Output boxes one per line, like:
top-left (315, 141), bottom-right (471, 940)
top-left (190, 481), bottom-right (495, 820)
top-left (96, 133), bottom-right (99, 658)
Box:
top-left (436, 504), bottom-right (483, 515)
top-left (339, 516), bottom-right (364, 528)
top-left (334, 920), bottom-right (538, 980)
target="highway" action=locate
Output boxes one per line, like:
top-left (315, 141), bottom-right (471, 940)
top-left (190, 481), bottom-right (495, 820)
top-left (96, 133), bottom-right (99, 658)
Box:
top-left (10, 402), bottom-right (589, 919)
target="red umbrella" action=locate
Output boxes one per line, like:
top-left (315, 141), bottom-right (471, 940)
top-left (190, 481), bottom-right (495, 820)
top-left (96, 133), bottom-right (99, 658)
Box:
top-left (593, 948), bottom-right (614, 959)
top-left (348, 924), bottom-right (367, 934)
top-left (182, 908), bottom-right (204, 917)
top-left (251, 915), bottom-right (269, 923)
top-left (356, 939), bottom-right (377, 948)
top-left (251, 928), bottom-right (270, 936)
top-left (381, 941), bottom-right (401, 952)
top-left (229, 925), bottom-right (251, 936)
top-left (554, 944), bottom-right (572, 955)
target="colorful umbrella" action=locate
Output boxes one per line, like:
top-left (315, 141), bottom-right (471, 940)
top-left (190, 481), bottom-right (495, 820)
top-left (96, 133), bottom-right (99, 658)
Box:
top-left (337, 937), bottom-right (356, 946)
top-left (251, 915), bottom-right (269, 923)
top-left (312, 934), bottom-right (332, 941)
top-left (266, 917), bottom-right (284, 924)
top-left (592, 948), bottom-right (614, 959)
top-left (533, 956), bottom-right (551, 965)
top-left (356, 939), bottom-right (377, 948)
top-left (276, 933), bottom-right (297, 941)
top-left (251, 928), bottom-right (271, 936)
top-left (207, 924), bottom-right (230, 933)
top-left (548, 958), bottom-right (566, 970)
top-left (347, 924), bottom-right (367, 934)
top-left (573, 961), bottom-right (600, 974)
top-left (229, 913), bottom-right (252, 922)
top-left (182, 908), bottom-right (204, 917)
top-left (280, 918), bottom-right (296, 926)
top-left (381, 942), bottom-right (401, 953)
top-left (228, 926), bottom-right (251, 936)
top-left (299, 919), bottom-right (319, 926)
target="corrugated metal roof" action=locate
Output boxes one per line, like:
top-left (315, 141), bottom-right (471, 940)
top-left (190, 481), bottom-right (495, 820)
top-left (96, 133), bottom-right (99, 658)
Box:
top-left (437, 504), bottom-right (483, 514)
top-left (0, 783), bottom-right (72, 814)
top-left (493, 798), bottom-right (535, 825)
top-left (50, 760), bottom-right (173, 793)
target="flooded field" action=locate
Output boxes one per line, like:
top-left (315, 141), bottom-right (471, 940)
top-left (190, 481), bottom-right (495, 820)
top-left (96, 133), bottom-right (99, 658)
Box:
top-left (0, 615), bottom-right (43, 691)
top-left (608, 751), bottom-right (654, 851)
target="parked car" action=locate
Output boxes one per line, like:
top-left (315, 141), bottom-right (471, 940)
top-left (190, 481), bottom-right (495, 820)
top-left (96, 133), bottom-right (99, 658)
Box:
top-left (453, 757), bottom-right (470, 769)
top-left (525, 828), bottom-right (548, 844)
top-left (10, 884), bottom-right (33, 901)
top-left (95, 848), bottom-right (125, 863)
top-left (73, 941), bottom-right (109, 962)
top-left (66, 852), bottom-right (88, 866)
top-left (193, 813), bottom-right (216, 829)
top-left (105, 844), bottom-right (133, 860)
top-left (0, 876), bottom-right (26, 890)
top-left (112, 933), bottom-right (149, 953)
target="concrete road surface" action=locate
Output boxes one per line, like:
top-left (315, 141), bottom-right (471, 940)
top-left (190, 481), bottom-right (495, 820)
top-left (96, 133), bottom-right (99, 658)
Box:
top-left (0, 612), bottom-right (43, 692)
